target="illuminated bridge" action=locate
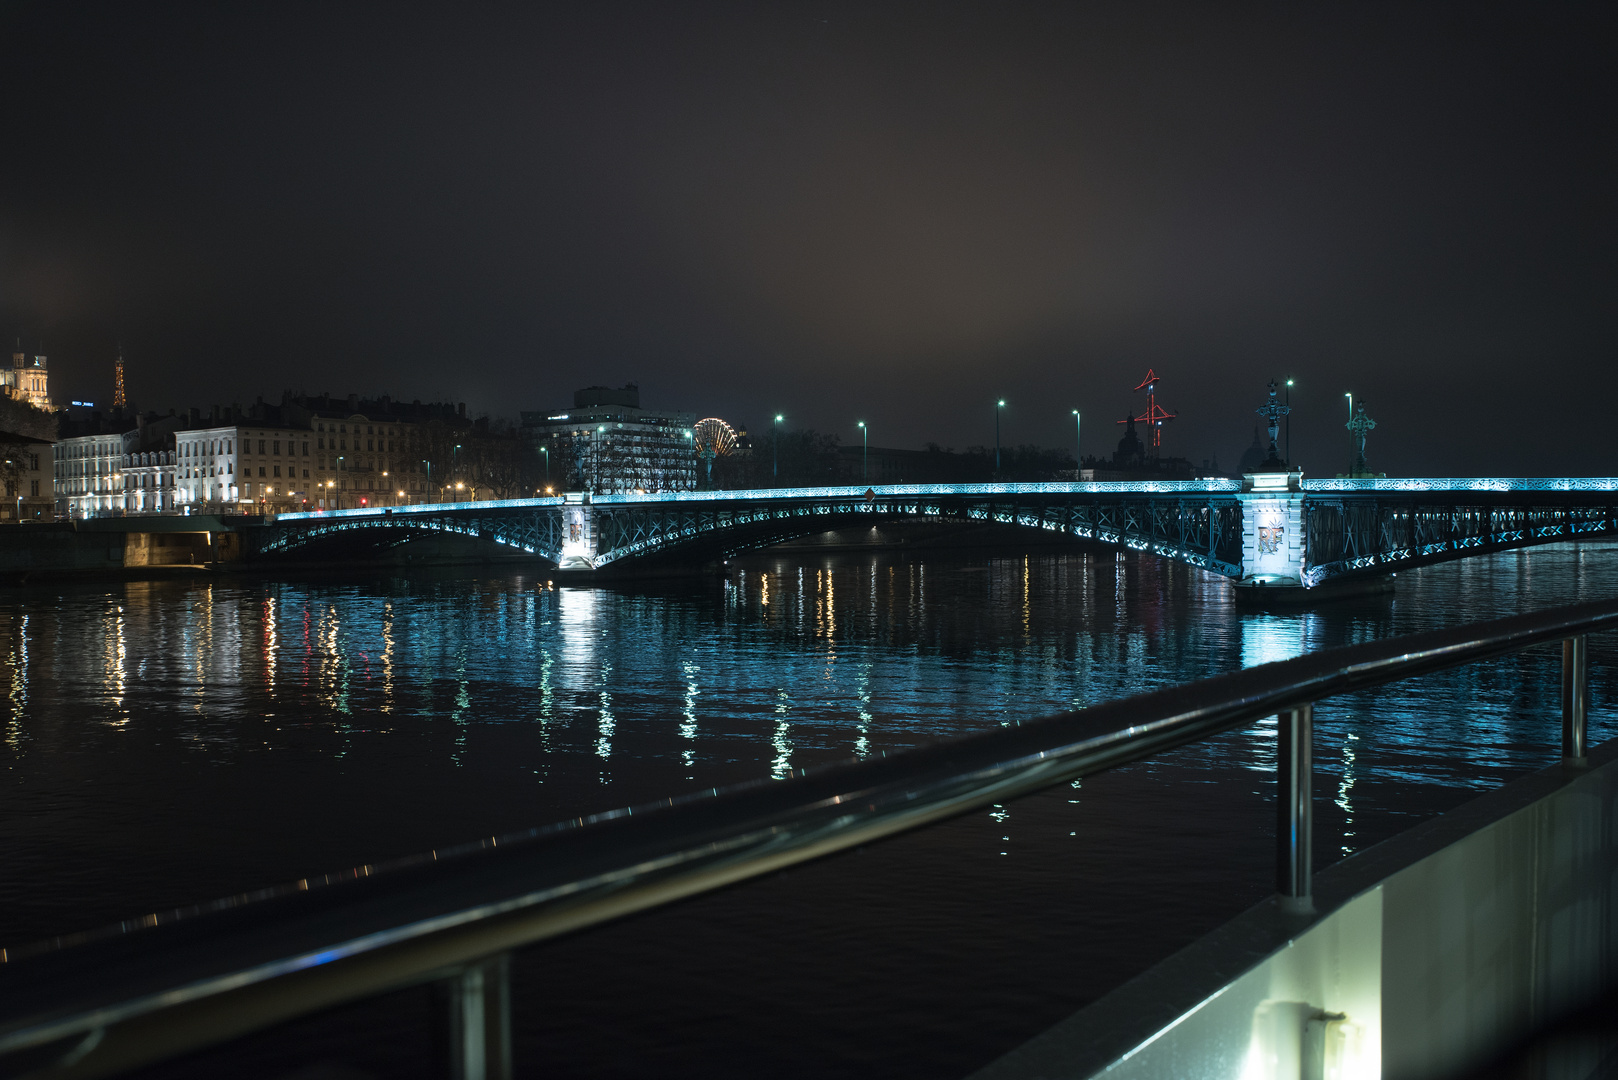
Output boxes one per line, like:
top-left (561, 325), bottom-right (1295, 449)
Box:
top-left (252, 476), bottom-right (1618, 592)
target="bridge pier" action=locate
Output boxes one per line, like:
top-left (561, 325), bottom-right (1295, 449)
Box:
top-left (1234, 473), bottom-right (1393, 605)
top-left (1234, 473), bottom-right (1307, 599)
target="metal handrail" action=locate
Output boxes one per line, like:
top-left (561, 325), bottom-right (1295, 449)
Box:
top-left (1, 598), bottom-right (1613, 1079)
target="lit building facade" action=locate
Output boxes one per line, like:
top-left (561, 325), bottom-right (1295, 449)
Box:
top-left (309, 414), bottom-right (427, 509)
top-left (521, 385), bottom-right (697, 495)
top-left (54, 433), bottom-right (127, 518)
top-left (122, 449), bottom-right (176, 514)
top-left (2, 346), bottom-right (51, 410)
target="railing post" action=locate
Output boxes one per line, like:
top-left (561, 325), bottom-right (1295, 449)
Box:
top-left (1276, 703), bottom-right (1313, 912)
top-left (1562, 635), bottom-right (1588, 765)
top-left (435, 954), bottom-right (513, 1080)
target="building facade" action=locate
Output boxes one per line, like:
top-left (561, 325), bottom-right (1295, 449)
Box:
top-left (2, 346), bottom-right (51, 410)
top-left (122, 449), bottom-right (177, 514)
top-left (54, 433), bottom-right (128, 518)
top-left (521, 385), bottom-right (697, 495)
top-left (0, 433), bottom-right (54, 521)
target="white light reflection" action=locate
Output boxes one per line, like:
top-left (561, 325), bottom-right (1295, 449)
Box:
top-left (595, 662), bottom-right (615, 769)
top-left (1337, 732), bottom-right (1359, 855)
top-left (680, 660), bottom-right (700, 772)
top-left (771, 688), bottom-right (792, 779)
top-left (6, 614), bottom-right (27, 748)
top-left (854, 662), bottom-right (873, 758)
top-left (990, 803), bottom-right (1010, 855)
top-left (380, 601), bottom-right (394, 714)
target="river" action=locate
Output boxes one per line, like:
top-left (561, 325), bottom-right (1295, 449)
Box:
top-left (2, 541), bottom-right (1614, 1078)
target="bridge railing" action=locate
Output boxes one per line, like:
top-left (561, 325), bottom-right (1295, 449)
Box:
top-left (1, 600), bottom-right (1613, 1078)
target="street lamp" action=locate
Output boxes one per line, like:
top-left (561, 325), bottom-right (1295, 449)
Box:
top-left (1071, 410), bottom-right (1081, 473)
top-left (1285, 379), bottom-right (1294, 465)
top-left (995, 400), bottom-right (1006, 476)
top-left (857, 421), bottom-right (867, 482)
top-left (773, 414), bottom-right (783, 481)
top-left (1345, 392), bottom-right (1354, 474)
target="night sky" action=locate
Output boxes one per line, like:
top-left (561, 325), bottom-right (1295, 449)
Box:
top-left (2, 4), bottom-right (1613, 477)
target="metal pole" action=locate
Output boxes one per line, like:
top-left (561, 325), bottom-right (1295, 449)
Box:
top-left (1276, 703), bottom-right (1313, 909)
top-left (1563, 635), bottom-right (1588, 764)
top-left (1284, 381), bottom-right (1292, 466)
top-left (435, 954), bottom-right (513, 1080)
top-left (860, 422), bottom-right (867, 482)
top-left (995, 400), bottom-right (1003, 475)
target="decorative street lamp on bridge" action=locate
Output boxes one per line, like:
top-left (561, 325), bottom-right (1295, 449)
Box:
top-left (773, 414), bottom-right (783, 481)
top-left (857, 421), bottom-right (867, 482)
top-left (995, 399), bottom-right (1005, 475)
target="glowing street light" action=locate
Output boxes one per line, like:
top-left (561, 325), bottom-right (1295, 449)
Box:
top-left (1071, 409), bottom-right (1081, 471)
top-left (995, 400), bottom-right (1006, 475)
top-left (857, 421), bottom-right (867, 482)
top-left (1285, 379), bottom-right (1294, 464)
top-left (773, 414), bottom-right (784, 481)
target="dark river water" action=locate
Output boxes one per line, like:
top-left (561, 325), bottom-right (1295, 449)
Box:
top-left (2, 541), bottom-right (1615, 1078)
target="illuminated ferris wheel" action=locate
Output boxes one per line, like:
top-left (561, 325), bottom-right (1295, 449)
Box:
top-left (693, 417), bottom-right (739, 485)
top-left (693, 418), bottom-right (739, 457)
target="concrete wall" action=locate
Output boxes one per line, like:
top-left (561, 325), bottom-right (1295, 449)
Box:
top-left (0, 524), bottom-right (213, 572)
top-left (971, 742), bottom-right (1618, 1080)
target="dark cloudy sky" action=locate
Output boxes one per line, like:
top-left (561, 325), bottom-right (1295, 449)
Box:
top-left (2, 3), bottom-right (1613, 476)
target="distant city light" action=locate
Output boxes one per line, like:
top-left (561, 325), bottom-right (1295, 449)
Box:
top-left (71, 400), bottom-right (93, 407)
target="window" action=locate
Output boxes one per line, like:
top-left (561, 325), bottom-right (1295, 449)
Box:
top-left (367, 426), bottom-right (374, 435)
top-left (367, 439), bottom-right (374, 451)
top-left (259, 440), bottom-right (266, 454)
top-left (303, 442), bottom-right (310, 456)
top-left (274, 466), bottom-right (281, 478)
top-left (302, 469), bottom-right (309, 479)
top-left (273, 441), bottom-right (281, 456)
top-left (340, 439), bottom-right (347, 451)
top-left (318, 437), bottom-right (325, 450)
top-left (259, 467), bottom-right (266, 477)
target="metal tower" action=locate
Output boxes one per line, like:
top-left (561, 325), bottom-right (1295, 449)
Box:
top-left (1117, 369), bottom-right (1177, 457)
top-left (113, 344), bottom-right (127, 408)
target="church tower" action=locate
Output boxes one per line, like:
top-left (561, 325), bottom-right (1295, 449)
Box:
top-left (7, 342), bottom-right (50, 411)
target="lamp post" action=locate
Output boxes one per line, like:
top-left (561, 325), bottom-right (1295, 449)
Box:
top-left (540, 445), bottom-right (549, 488)
top-left (995, 400), bottom-right (1005, 476)
top-left (1071, 410), bottom-right (1081, 473)
top-left (1345, 393), bottom-right (1353, 474)
top-left (773, 414), bottom-right (783, 481)
top-left (857, 421), bottom-right (867, 482)
top-left (1285, 380), bottom-right (1294, 466)
top-left (422, 459), bottom-right (432, 503)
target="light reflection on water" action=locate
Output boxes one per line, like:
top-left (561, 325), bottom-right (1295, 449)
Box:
top-left (0, 542), bottom-right (1613, 947)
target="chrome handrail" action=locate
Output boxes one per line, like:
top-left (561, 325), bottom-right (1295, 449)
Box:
top-left (1, 598), bottom-right (1613, 1079)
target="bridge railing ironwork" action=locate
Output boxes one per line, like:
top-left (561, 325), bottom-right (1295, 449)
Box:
top-left (2, 600), bottom-right (1613, 1078)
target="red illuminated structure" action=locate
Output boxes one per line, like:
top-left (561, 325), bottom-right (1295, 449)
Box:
top-left (1116, 369), bottom-right (1177, 458)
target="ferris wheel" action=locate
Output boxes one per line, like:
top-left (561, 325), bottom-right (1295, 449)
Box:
top-left (693, 418), bottom-right (739, 486)
top-left (693, 417), bottom-right (739, 457)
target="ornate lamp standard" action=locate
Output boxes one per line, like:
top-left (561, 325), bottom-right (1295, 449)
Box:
top-left (857, 421), bottom-right (867, 482)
